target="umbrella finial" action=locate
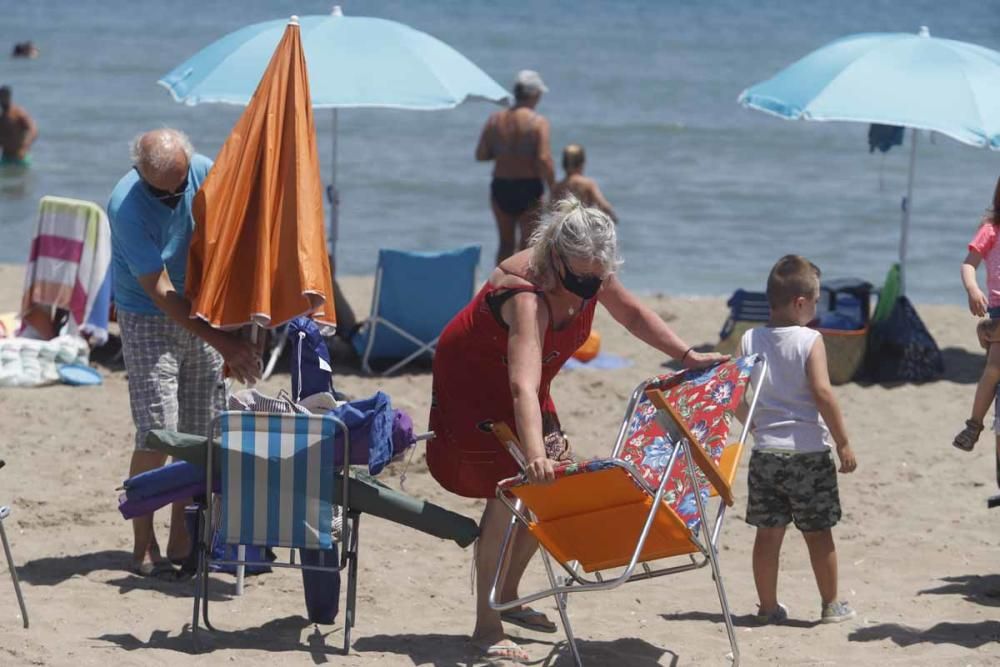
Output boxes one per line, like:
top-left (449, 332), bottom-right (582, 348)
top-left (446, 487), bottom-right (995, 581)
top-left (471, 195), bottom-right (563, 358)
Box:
top-left (919, 25), bottom-right (930, 37)
top-left (332, 5), bottom-right (343, 16)
top-left (289, 15), bottom-right (299, 25)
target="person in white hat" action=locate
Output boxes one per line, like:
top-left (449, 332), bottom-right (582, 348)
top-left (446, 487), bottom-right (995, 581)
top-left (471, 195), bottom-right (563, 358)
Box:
top-left (475, 70), bottom-right (555, 265)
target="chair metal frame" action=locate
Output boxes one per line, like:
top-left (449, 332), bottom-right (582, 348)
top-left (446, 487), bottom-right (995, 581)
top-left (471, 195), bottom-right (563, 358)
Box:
top-left (0, 497), bottom-right (29, 629)
top-left (191, 411), bottom-right (358, 654)
top-left (488, 358), bottom-right (766, 667)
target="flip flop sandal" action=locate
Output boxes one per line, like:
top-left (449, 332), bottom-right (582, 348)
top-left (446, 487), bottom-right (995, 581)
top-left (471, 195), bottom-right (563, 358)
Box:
top-left (129, 560), bottom-right (179, 579)
top-left (500, 606), bottom-right (558, 633)
top-left (472, 639), bottom-right (529, 664)
top-left (953, 419), bottom-right (984, 452)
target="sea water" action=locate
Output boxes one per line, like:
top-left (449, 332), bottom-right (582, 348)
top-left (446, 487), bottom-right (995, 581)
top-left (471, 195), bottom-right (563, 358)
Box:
top-left (1, 0), bottom-right (998, 303)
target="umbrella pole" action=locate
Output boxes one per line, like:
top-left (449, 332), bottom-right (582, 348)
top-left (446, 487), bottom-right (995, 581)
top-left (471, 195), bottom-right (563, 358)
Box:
top-left (328, 109), bottom-right (339, 264)
top-left (899, 128), bottom-right (919, 294)
top-left (232, 324), bottom-right (266, 596)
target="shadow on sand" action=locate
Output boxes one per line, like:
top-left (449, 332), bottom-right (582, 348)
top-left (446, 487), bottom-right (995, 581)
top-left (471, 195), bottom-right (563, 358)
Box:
top-left (918, 574), bottom-right (1000, 608)
top-left (352, 632), bottom-right (673, 667)
top-left (661, 608), bottom-right (819, 630)
top-left (848, 620), bottom-right (1000, 649)
top-left (19, 549), bottom-right (237, 599)
top-left (96, 616), bottom-right (342, 661)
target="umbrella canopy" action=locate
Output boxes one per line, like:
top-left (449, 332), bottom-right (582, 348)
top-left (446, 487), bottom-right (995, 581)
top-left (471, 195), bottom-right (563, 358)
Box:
top-left (159, 6), bottom-right (509, 261)
top-left (738, 27), bottom-right (1000, 291)
top-left (738, 28), bottom-right (1000, 148)
top-left (159, 8), bottom-right (509, 110)
top-left (186, 17), bottom-right (335, 331)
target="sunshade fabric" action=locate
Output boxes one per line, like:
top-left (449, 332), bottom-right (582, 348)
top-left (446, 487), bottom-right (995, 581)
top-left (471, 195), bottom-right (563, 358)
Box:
top-left (159, 13), bottom-right (510, 110)
top-left (187, 21), bottom-right (335, 330)
top-left (738, 30), bottom-right (1000, 150)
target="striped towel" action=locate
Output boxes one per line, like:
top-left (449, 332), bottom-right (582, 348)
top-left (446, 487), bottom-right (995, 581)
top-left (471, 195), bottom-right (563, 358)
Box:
top-left (19, 196), bottom-right (112, 344)
top-left (220, 412), bottom-right (338, 550)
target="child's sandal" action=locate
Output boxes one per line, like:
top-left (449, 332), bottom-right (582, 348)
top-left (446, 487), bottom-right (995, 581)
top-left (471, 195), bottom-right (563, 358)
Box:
top-left (953, 419), bottom-right (984, 452)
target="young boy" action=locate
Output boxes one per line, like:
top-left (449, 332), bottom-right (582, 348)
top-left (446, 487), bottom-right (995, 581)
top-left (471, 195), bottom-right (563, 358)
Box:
top-left (550, 144), bottom-right (618, 223)
top-left (739, 255), bottom-right (858, 624)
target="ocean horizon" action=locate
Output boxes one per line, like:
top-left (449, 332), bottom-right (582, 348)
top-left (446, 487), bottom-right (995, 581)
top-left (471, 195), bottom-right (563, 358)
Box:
top-left (2, 0), bottom-right (998, 304)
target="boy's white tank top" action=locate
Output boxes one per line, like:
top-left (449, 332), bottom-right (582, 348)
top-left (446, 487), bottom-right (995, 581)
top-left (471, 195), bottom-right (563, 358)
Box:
top-left (740, 325), bottom-right (831, 453)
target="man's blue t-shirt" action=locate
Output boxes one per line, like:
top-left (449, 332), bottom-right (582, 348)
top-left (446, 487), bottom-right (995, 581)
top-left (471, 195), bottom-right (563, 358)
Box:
top-left (107, 154), bottom-right (212, 315)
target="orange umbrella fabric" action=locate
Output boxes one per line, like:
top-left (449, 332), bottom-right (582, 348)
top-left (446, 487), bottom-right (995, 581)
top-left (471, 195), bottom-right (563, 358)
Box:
top-left (187, 19), bottom-right (335, 332)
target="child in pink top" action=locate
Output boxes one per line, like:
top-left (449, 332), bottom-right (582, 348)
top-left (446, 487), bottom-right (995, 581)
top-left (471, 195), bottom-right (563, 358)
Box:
top-left (953, 176), bottom-right (1000, 451)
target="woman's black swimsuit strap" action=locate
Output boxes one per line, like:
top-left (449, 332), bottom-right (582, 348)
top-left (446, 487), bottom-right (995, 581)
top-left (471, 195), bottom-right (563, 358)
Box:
top-left (485, 286), bottom-right (544, 330)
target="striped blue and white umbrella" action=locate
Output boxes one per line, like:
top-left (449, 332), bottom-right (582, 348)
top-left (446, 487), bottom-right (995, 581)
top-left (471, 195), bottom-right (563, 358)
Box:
top-left (739, 27), bottom-right (1000, 291)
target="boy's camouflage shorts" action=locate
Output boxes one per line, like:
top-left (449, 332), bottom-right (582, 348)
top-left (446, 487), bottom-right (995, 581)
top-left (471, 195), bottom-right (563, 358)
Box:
top-left (746, 450), bottom-right (842, 532)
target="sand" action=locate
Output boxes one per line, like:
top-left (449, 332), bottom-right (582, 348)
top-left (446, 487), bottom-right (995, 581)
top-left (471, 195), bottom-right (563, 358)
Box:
top-left (0, 263), bottom-right (998, 666)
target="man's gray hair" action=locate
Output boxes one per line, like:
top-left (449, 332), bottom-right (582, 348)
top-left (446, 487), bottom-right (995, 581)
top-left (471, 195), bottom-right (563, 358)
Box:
top-left (528, 196), bottom-right (622, 287)
top-left (130, 128), bottom-right (194, 174)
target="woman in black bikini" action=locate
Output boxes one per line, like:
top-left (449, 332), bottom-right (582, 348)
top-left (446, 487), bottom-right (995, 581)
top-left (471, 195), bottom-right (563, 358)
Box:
top-left (476, 70), bottom-right (555, 264)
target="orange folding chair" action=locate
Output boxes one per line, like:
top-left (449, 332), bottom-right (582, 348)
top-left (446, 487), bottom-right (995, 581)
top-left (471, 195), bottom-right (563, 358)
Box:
top-left (488, 355), bottom-right (765, 666)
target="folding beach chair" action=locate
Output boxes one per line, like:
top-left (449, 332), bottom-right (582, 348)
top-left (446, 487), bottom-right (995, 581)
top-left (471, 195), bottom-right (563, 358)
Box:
top-left (19, 196), bottom-right (112, 344)
top-left (0, 461), bottom-right (28, 628)
top-left (716, 290), bottom-right (769, 356)
top-left (352, 245), bottom-right (480, 375)
top-left (192, 411), bottom-right (357, 653)
top-left (488, 356), bottom-right (765, 666)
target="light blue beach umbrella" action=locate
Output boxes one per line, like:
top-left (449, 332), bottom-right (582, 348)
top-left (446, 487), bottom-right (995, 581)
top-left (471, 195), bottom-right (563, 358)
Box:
top-left (159, 6), bottom-right (510, 258)
top-left (739, 27), bottom-right (1000, 292)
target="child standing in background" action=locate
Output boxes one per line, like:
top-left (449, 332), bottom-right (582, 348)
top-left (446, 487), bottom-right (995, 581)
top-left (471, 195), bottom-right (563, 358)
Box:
top-left (739, 254), bottom-right (858, 625)
top-left (551, 144), bottom-right (618, 223)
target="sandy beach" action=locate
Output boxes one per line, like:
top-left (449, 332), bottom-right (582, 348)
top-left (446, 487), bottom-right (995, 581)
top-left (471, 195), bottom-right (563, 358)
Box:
top-left (0, 262), bottom-right (999, 666)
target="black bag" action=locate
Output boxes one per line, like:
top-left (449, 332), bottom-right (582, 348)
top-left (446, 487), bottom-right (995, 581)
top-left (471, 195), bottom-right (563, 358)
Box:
top-left (865, 296), bottom-right (943, 382)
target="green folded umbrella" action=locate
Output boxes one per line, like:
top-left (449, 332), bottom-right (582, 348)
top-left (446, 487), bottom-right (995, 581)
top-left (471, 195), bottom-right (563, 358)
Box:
top-left (145, 429), bottom-right (478, 548)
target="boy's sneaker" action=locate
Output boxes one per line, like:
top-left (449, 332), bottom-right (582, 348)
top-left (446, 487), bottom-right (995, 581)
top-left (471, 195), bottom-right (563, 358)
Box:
top-left (753, 603), bottom-right (788, 625)
top-left (821, 601), bottom-right (856, 624)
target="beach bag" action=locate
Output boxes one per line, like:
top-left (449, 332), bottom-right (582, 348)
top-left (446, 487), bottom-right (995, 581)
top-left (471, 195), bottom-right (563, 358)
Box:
top-left (300, 546), bottom-right (341, 623)
top-left (865, 296), bottom-right (943, 382)
top-left (288, 316), bottom-right (333, 401)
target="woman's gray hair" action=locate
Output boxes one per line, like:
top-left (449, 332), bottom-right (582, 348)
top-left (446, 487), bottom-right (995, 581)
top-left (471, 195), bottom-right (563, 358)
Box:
top-left (130, 128), bottom-right (194, 174)
top-left (529, 196), bottom-right (622, 287)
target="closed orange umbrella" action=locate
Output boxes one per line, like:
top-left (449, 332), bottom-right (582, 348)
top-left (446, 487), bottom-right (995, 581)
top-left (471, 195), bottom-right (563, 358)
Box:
top-left (186, 17), bottom-right (335, 332)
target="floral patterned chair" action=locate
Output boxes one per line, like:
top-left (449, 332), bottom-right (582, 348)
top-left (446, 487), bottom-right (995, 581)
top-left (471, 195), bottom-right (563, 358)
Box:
top-left (488, 355), bottom-right (764, 667)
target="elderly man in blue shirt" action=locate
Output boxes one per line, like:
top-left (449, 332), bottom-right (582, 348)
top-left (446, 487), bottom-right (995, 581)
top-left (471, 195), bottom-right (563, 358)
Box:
top-left (108, 128), bottom-right (259, 577)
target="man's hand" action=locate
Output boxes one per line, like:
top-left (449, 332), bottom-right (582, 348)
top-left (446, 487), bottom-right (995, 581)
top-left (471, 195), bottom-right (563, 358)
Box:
top-left (215, 332), bottom-right (261, 384)
top-left (968, 288), bottom-right (989, 317)
top-left (525, 456), bottom-right (556, 485)
top-left (836, 444), bottom-right (857, 473)
top-left (684, 350), bottom-right (729, 370)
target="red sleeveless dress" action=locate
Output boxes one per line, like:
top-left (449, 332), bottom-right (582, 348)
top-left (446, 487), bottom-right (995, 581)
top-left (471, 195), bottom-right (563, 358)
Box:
top-left (427, 281), bottom-right (597, 498)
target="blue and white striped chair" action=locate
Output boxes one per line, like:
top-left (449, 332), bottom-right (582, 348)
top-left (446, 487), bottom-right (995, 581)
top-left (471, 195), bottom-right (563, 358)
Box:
top-left (192, 411), bottom-right (355, 652)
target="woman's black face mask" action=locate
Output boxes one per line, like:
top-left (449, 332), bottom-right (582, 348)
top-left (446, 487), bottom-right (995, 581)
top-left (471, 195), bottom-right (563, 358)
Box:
top-left (557, 251), bottom-right (603, 299)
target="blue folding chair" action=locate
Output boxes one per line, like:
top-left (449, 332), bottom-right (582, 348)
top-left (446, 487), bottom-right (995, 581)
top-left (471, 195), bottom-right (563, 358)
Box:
top-left (192, 411), bottom-right (356, 653)
top-left (352, 245), bottom-right (480, 375)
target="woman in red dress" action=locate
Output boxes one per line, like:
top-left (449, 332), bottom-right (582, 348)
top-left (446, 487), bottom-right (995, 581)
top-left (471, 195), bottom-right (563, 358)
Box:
top-left (427, 197), bottom-right (725, 663)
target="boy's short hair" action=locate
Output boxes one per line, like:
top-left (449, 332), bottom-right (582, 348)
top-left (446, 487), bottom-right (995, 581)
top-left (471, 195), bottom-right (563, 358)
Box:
top-left (562, 144), bottom-right (585, 171)
top-left (766, 255), bottom-right (821, 308)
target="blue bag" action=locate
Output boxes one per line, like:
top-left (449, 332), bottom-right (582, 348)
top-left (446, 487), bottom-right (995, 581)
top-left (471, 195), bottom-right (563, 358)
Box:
top-left (288, 316), bottom-right (333, 401)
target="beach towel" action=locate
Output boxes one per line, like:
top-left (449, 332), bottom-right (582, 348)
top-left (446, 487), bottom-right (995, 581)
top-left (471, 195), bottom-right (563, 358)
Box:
top-left (18, 196), bottom-right (112, 345)
top-left (0, 335), bottom-right (89, 387)
top-left (563, 352), bottom-right (632, 371)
